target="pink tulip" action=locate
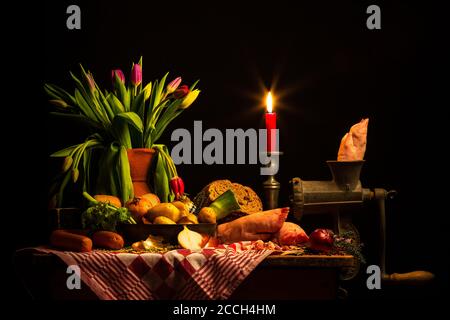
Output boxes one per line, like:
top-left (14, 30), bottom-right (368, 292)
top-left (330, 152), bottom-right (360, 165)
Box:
top-left (111, 69), bottom-right (125, 84)
top-left (131, 63), bottom-right (142, 86)
top-left (166, 77), bottom-right (182, 94)
top-left (86, 73), bottom-right (96, 92)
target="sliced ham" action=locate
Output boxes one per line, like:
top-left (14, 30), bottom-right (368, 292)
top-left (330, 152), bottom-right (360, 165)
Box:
top-left (272, 222), bottom-right (309, 246)
top-left (217, 208), bottom-right (289, 244)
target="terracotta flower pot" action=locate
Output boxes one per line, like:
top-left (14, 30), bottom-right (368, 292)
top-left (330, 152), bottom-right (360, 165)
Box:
top-left (126, 148), bottom-right (156, 197)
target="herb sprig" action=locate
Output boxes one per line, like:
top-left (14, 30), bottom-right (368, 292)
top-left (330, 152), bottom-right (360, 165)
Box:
top-left (81, 192), bottom-right (136, 232)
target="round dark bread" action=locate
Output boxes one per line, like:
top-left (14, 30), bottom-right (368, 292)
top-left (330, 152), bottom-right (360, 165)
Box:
top-left (193, 180), bottom-right (262, 221)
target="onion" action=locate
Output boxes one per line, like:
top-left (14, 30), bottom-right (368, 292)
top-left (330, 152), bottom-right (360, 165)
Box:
top-left (309, 229), bottom-right (334, 251)
top-left (178, 226), bottom-right (204, 250)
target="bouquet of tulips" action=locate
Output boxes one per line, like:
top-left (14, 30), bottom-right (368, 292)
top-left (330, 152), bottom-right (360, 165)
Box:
top-left (45, 57), bottom-right (200, 206)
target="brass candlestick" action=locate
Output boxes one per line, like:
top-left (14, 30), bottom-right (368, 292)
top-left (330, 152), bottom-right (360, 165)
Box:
top-left (262, 151), bottom-right (282, 210)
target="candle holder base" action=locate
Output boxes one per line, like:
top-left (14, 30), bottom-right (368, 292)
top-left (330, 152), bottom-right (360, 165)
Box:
top-left (263, 175), bottom-right (280, 210)
top-left (261, 151), bottom-right (282, 210)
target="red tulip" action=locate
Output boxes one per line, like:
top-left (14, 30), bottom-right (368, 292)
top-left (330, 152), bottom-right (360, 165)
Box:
top-left (111, 69), bottom-right (125, 84)
top-left (173, 85), bottom-right (190, 99)
top-left (170, 176), bottom-right (185, 199)
top-left (131, 63), bottom-right (142, 86)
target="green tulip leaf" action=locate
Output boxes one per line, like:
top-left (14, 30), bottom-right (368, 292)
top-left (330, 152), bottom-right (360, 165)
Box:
top-left (117, 146), bottom-right (134, 203)
top-left (50, 144), bottom-right (80, 157)
top-left (115, 112), bottom-right (144, 132)
top-left (153, 150), bottom-right (170, 202)
top-left (44, 84), bottom-right (77, 106)
top-left (131, 91), bottom-right (146, 117)
top-left (190, 79), bottom-right (200, 91)
top-left (153, 72), bottom-right (168, 108)
top-left (107, 93), bottom-right (125, 114)
top-left (75, 89), bottom-right (99, 122)
top-left (111, 117), bottom-right (132, 148)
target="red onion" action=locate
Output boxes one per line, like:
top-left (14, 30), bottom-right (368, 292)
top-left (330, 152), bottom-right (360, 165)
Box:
top-left (309, 229), bottom-right (334, 251)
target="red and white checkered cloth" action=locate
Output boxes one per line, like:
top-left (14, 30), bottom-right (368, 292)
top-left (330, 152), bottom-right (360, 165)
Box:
top-left (31, 242), bottom-right (272, 300)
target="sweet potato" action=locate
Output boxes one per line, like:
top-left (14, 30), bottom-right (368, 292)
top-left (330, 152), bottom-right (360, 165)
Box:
top-left (337, 118), bottom-right (368, 161)
top-left (50, 229), bottom-right (93, 252)
top-left (272, 222), bottom-right (309, 245)
top-left (217, 208), bottom-right (288, 243)
top-left (92, 231), bottom-right (124, 250)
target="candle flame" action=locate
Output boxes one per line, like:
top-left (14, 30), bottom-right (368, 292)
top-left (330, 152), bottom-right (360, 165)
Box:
top-left (266, 91), bottom-right (273, 113)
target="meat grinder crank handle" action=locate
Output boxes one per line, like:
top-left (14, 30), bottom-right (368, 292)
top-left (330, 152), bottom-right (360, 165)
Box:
top-left (374, 189), bottom-right (435, 285)
top-left (383, 271), bottom-right (435, 285)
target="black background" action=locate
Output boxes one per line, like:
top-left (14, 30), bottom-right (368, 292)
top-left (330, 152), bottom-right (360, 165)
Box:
top-left (11, 0), bottom-right (448, 301)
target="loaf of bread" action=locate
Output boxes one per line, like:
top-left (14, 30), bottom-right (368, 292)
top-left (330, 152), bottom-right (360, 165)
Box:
top-left (193, 180), bottom-right (262, 221)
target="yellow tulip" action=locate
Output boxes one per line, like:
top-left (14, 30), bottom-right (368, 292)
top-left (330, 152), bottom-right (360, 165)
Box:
top-left (143, 82), bottom-right (152, 101)
top-left (180, 89), bottom-right (200, 109)
top-left (49, 99), bottom-right (68, 108)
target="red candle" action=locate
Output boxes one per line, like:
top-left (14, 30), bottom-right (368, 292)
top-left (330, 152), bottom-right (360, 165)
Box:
top-left (265, 91), bottom-right (277, 153)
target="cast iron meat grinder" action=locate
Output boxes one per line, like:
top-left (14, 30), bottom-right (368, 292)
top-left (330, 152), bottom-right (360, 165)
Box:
top-left (286, 160), bottom-right (434, 284)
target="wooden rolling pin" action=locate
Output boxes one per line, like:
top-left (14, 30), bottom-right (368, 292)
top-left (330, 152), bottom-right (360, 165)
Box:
top-left (383, 271), bottom-right (435, 285)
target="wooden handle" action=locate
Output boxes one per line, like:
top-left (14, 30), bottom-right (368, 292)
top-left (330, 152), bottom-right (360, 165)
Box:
top-left (384, 271), bottom-right (435, 285)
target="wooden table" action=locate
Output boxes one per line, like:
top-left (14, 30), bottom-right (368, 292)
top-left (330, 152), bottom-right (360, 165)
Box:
top-left (14, 251), bottom-right (354, 300)
top-left (231, 255), bottom-right (354, 299)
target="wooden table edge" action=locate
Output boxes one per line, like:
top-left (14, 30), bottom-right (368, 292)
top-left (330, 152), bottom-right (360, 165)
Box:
top-left (262, 254), bottom-right (355, 267)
